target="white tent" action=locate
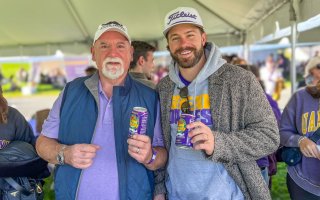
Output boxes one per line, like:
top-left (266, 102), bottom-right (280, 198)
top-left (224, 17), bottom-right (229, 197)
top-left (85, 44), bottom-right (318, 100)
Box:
top-left (0, 0), bottom-right (319, 56)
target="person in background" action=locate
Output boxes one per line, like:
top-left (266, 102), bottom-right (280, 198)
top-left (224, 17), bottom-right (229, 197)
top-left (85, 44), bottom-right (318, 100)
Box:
top-left (8, 75), bottom-right (19, 91)
top-left (155, 7), bottom-right (279, 200)
top-left (153, 65), bottom-right (169, 84)
top-left (129, 41), bottom-right (156, 89)
top-left (280, 57), bottom-right (320, 199)
top-left (0, 85), bottom-right (49, 199)
top-left (237, 64), bottom-right (281, 188)
top-left (85, 66), bottom-right (98, 76)
top-left (51, 69), bottom-right (67, 89)
top-left (230, 56), bottom-right (247, 65)
top-left (0, 85), bottom-right (34, 145)
top-left (260, 54), bottom-right (283, 100)
top-left (36, 21), bottom-right (167, 200)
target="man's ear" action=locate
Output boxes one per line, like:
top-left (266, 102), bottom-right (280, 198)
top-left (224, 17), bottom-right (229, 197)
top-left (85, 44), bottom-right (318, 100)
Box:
top-left (91, 46), bottom-right (96, 61)
top-left (138, 56), bottom-right (145, 66)
top-left (201, 32), bottom-right (207, 47)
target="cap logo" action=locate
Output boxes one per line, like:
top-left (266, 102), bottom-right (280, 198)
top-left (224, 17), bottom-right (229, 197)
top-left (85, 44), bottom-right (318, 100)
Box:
top-left (167, 11), bottom-right (197, 25)
top-left (99, 21), bottom-right (126, 32)
top-left (0, 140), bottom-right (10, 150)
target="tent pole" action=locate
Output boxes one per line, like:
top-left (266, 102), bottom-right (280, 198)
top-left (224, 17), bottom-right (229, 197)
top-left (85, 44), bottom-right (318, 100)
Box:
top-left (290, 0), bottom-right (297, 95)
top-left (290, 21), bottom-right (297, 95)
top-left (243, 44), bottom-right (249, 62)
top-left (242, 31), bottom-right (249, 62)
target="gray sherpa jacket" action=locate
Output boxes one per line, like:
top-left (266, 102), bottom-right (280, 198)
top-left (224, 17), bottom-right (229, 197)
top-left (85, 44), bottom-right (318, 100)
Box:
top-left (155, 63), bottom-right (280, 200)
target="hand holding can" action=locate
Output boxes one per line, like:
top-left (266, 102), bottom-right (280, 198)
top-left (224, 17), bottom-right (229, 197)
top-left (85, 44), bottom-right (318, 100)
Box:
top-left (129, 107), bottom-right (148, 136)
top-left (175, 114), bottom-right (195, 149)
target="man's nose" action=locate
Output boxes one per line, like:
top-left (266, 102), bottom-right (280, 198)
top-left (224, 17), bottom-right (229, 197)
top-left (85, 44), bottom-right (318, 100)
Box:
top-left (179, 37), bottom-right (189, 48)
top-left (108, 46), bottom-right (119, 56)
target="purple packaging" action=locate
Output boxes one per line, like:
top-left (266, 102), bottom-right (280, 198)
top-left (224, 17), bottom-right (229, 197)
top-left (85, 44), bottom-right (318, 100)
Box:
top-left (129, 107), bottom-right (148, 136)
top-left (175, 114), bottom-right (195, 148)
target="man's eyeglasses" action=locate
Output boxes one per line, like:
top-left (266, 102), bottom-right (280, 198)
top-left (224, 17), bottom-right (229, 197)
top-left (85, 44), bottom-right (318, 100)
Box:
top-left (179, 86), bottom-right (190, 114)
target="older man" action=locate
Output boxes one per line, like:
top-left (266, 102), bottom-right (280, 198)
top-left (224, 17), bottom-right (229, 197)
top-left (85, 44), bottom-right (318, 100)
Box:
top-left (156, 7), bottom-right (279, 200)
top-left (36, 21), bottom-right (167, 200)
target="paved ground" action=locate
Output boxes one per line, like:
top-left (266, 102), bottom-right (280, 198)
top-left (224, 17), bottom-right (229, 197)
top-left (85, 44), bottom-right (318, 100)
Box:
top-left (7, 95), bottom-right (58, 120)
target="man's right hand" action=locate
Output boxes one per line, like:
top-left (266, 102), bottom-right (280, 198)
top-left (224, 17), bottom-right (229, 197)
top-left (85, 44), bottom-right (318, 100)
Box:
top-left (64, 144), bottom-right (100, 169)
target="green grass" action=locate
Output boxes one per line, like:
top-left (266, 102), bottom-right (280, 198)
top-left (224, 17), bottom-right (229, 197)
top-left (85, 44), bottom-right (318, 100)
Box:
top-left (0, 63), bottom-right (30, 78)
top-left (2, 83), bottom-right (61, 98)
top-left (271, 162), bottom-right (290, 200)
top-left (43, 175), bottom-right (55, 200)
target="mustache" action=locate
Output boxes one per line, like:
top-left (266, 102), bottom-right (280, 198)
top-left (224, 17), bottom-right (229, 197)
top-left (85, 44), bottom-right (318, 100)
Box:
top-left (174, 47), bottom-right (196, 54)
top-left (103, 57), bottom-right (123, 65)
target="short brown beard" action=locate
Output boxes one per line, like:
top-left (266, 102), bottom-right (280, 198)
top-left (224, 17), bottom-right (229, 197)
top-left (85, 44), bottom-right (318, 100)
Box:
top-left (170, 46), bottom-right (204, 68)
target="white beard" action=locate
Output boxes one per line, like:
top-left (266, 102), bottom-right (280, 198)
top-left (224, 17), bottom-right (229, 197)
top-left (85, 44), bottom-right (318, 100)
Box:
top-left (101, 57), bottom-right (125, 80)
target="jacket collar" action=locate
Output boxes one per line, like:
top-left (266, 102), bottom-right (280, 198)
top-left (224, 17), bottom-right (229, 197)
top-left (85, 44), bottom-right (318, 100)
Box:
top-left (84, 72), bottom-right (134, 98)
top-left (84, 72), bottom-right (99, 104)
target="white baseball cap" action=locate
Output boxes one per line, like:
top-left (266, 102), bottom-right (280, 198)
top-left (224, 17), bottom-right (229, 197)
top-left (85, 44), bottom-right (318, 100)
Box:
top-left (163, 7), bottom-right (204, 36)
top-left (304, 56), bottom-right (320, 78)
top-left (93, 21), bottom-right (131, 45)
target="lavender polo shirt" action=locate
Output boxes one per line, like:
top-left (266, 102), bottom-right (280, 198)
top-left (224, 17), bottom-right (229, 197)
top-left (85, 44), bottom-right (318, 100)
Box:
top-left (42, 81), bottom-right (164, 200)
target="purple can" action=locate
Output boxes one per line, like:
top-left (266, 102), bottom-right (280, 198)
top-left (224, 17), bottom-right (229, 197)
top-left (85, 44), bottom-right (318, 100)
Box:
top-left (129, 107), bottom-right (148, 136)
top-left (175, 114), bottom-right (195, 148)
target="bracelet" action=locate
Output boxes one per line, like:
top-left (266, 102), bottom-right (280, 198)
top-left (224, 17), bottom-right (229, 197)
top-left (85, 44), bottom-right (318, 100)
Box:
top-left (146, 148), bottom-right (157, 165)
top-left (298, 136), bottom-right (307, 146)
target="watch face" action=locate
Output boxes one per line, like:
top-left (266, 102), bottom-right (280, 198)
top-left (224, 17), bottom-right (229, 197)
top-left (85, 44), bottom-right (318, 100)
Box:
top-left (57, 145), bottom-right (67, 165)
top-left (57, 152), bottom-right (64, 165)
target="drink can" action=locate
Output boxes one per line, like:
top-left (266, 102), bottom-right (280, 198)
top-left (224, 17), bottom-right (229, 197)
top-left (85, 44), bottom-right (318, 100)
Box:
top-left (129, 107), bottom-right (148, 136)
top-left (175, 114), bottom-right (195, 149)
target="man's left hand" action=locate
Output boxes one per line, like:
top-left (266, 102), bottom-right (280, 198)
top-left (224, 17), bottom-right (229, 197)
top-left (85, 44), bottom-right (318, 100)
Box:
top-left (188, 121), bottom-right (215, 156)
top-left (127, 134), bottom-right (152, 164)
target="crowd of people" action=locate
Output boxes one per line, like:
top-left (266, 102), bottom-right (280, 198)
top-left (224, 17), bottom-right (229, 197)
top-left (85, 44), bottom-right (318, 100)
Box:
top-left (0, 68), bottom-right (27, 92)
top-left (1, 6), bottom-right (320, 200)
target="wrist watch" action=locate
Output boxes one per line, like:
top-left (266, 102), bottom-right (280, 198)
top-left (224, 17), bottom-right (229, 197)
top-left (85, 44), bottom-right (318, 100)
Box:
top-left (57, 145), bottom-right (67, 165)
top-left (147, 148), bottom-right (157, 165)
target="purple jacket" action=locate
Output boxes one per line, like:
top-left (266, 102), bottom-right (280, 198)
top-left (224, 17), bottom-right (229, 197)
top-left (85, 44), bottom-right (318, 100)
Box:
top-left (256, 94), bottom-right (281, 168)
top-left (280, 88), bottom-right (320, 196)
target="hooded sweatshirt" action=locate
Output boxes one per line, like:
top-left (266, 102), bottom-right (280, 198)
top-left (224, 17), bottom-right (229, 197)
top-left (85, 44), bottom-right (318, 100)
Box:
top-left (280, 88), bottom-right (320, 196)
top-left (166, 43), bottom-right (244, 200)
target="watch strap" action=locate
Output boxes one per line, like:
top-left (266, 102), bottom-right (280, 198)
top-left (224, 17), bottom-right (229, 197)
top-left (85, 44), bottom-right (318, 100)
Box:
top-left (57, 145), bottom-right (67, 165)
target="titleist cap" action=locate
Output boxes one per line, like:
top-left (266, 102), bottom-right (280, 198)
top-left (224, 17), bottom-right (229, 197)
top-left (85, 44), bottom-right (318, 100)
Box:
top-left (163, 7), bottom-right (203, 36)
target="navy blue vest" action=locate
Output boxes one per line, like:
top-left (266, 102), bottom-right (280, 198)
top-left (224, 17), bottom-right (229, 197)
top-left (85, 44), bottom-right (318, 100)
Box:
top-left (55, 75), bottom-right (158, 200)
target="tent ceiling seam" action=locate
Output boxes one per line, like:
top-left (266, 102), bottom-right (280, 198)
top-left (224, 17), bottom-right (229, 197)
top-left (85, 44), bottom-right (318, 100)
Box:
top-left (193, 0), bottom-right (242, 32)
top-left (247, 0), bottom-right (289, 31)
top-left (63, 0), bottom-right (91, 43)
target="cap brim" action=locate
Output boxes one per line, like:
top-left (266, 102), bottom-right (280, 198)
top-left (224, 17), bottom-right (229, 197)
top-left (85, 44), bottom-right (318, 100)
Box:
top-left (163, 22), bottom-right (203, 36)
top-left (94, 27), bottom-right (131, 45)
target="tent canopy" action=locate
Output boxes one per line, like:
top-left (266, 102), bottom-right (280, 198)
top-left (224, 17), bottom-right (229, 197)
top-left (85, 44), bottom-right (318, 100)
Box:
top-left (0, 0), bottom-right (319, 56)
